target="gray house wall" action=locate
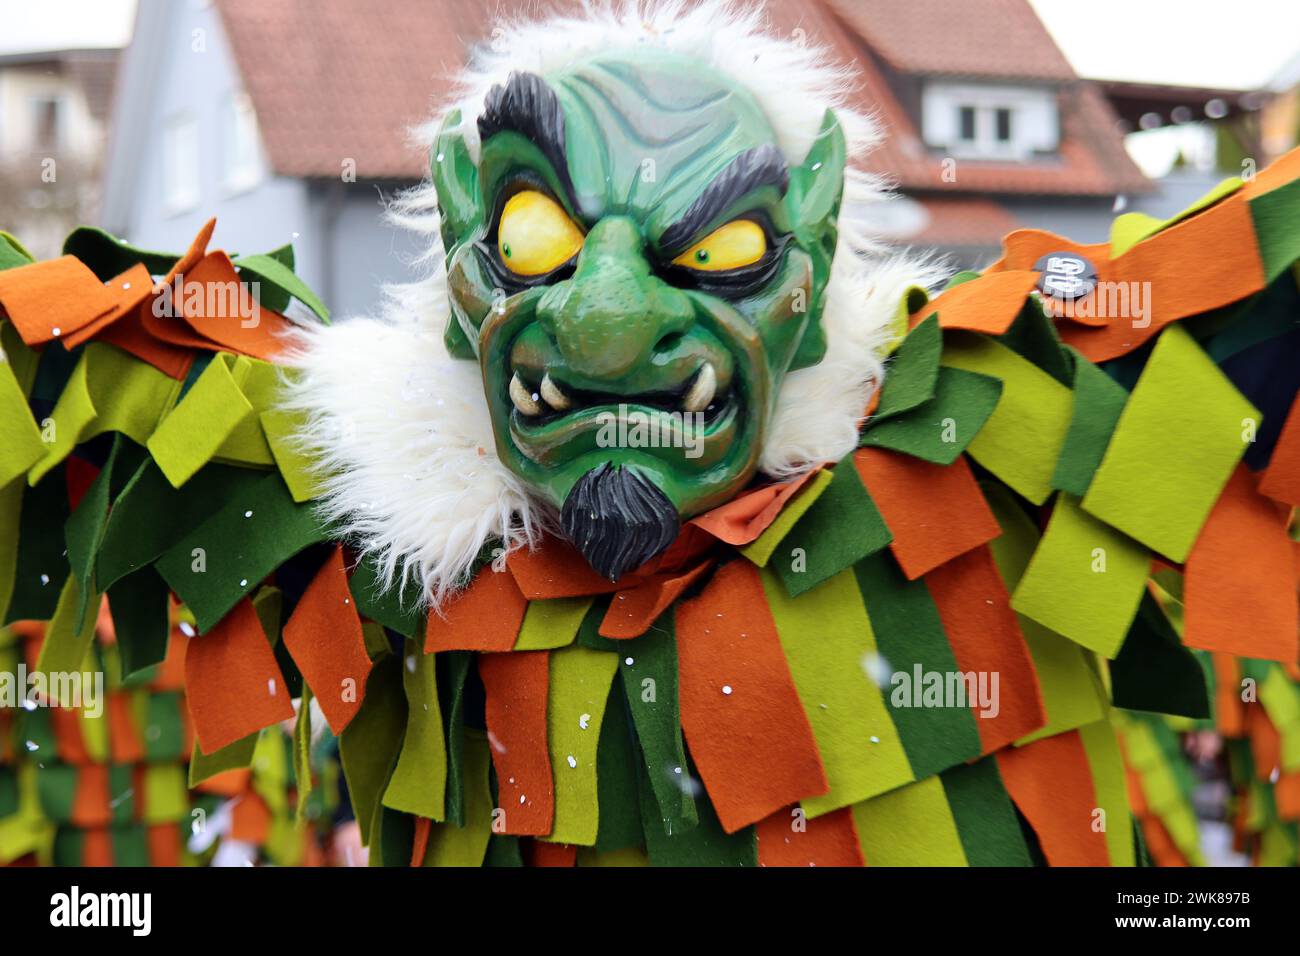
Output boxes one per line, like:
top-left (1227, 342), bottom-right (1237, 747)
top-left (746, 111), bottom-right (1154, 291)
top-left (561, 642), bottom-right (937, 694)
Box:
top-left (101, 0), bottom-right (423, 321)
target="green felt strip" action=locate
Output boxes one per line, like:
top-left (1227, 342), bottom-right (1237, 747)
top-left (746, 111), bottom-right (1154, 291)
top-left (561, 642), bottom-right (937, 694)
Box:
top-left (636, 754), bottom-right (755, 866)
top-left (339, 655), bottom-right (407, 848)
top-left (348, 553), bottom-right (423, 639)
top-left (155, 470), bottom-right (328, 633)
top-left (144, 691), bottom-right (186, 761)
top-left (36, 765), bottom-right (77, 823)
top-left (111, 825), bottom-right (150, 867)
top-left (141, 764), bottom-right (187, 824)
top-left (999, 300), bottom-right (1073, 387)
top-left (1, 321), bottom-right (39, 394)
top-left (438, 651), bottom-right (472, 827)
top-left (261, 408), bottom-right (323, 503)
top-left (1052, 350), bottom-right (1129, 498)
top-left (1011, 494), bottom-right (1150, 659)
top-left (618, 615), bottom-right (698, 835)
top-left (382, 640), bottom-right (447, 820)
top-left (0, 349), bottom-right (45, 489)
top-left (853, 551), bottom-right (983, 779)
top-left (1110, 593), bottom-right (1209, 718)
top-left (738, 468), bottom-right (834, 567)
top-left (64, 437), bottom-right (124, 622)
top-left (0, 478), bottom-right (23, 624)
top-left (29, 343), bottom-right (181, 484)
top-left (20, 707), bottom-right (57, 765)
top-left (575, 594), bottom-right (618, 651)
top-left (940, 757), bottom-right (1034, 866)
top-left (515, 596), bottom-right (592, 650)
top-left (851, 774), bottom-right (968, 866)
top-left (1250, 176), bottom-right (1300, 283)
top-left (1081, 325), bottom-right (1256, 563)
top-left (761, 565), bottom-right (914, 817)
top-left (51, 828), bottom-right (83, 867)
top-left (942, 333), bottom-right (1073, 505)
top-left (1078, 718), bottom-right (1136, 866)
top-left (108, 765), bottom-right (134, 824)
top-left (0, 768), bottom-right (17, 820)
top-left (293, 682), bottom-right (314, 820)
top-left (1203, 272), bottom-right (1298, 363)
top-left (0, 231), bottom-right (35, 269)
top-left (61, 226), bottom-right (178, 280)
top-left (421, 731), bottom-right (494, 867)
top-left (97, 461), bottom-right (265, 591)
top-left (232, 252), bottom-right (331, 325)
top-left (544, 643), bottom-right (619, 846)
top-left (107, 566), bottom-right (171, 677)
top-left (859, 366), bottom-right (1002, 465)
top-left (872, 314), bottom-right (941, 423)
top-left (983, 484), bottom-right (1108, 742)
top-left (34, 575), bottom-right (97, 681)
top-left (6, 470), bottom-right (70, 623)
top-left (770, 458), bottom-right (891, 597)
top-left (374, 807), bottom-right (415, 868)
top-left (146, 354), bottom-right (263, 487)
top-left (594, 673), bottom-right (643, 853)
top-left (189, 732), bottom-right (259, 787)
top-left (484, 834), bottom-right (525, 867)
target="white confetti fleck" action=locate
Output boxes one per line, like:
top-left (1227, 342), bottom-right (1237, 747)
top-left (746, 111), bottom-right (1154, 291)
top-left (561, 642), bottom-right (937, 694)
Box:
top-left (244, 510), bottom-right (253, 518)
top-left (721, 685), bottom-right (733, 696)
top-left (239, 579), bottom-right (248, 587)
top-left (179, 621), bottom-right (196, 637)
top-left (579, 713), bottom-right (591, 730)
top-left (624, 657), bottom-right (634, 666)
top-left (869, 735), bottom-right (880, 744)
top-left (567, 755), bottom-right (577, 769)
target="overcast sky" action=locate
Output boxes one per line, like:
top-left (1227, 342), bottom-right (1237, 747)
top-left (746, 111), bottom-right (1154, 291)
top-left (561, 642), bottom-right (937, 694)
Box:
top-left (0, 0), bottom-right (1296, 90)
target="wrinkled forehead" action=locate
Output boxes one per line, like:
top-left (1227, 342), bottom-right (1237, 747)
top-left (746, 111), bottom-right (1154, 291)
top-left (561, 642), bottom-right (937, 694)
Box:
top-left (544, 50), bottom-right (781, 235)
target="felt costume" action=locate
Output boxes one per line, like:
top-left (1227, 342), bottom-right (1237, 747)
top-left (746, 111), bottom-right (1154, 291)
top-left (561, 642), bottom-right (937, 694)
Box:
top-left (2, 2), bottom-right (1300, 867)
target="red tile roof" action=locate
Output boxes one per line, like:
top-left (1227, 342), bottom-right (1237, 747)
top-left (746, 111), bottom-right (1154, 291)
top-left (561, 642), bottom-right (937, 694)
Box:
top-left (911, 196), bottom-right (1020, 248)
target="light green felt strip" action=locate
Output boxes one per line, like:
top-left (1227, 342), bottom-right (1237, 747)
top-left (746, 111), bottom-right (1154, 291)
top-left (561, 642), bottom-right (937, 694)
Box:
top-left (1110, 177), bottom-right (1242, 257)
top-left (983, 484), bottom-right (1107, 742)
top-left (29, 343), bottom-right (181, 484)
top-left (760, 566), bottom-right (914, 817)
top-left (189, 732), bottom-right (259, 787)
top-left (421, 731), bottom-right (497, 867)
top-left (233, 252), bottom-right (331, 325)
top-left (514, 596), bottom-right (592, 650)
top-left (942, 333), bottom-right (1073, 504)
top-left (382, 641), bottom-right (448, 819)
top-left (0, 478), bottom-right (23, 624)
top-left (147, 354), bottom-right (258, 488)
top-left (261, 408), bottom-right (323, 502)
top-left (141, 764), bottom-right (188, 825)
top-left (544, 644), bottom-right (619, 846)
top-left (293, 683), bottom-right (314, 820)
top-left (738, 468), bottom-right (833, 567)
top-left (850, 775), bottom-right (968, 866)
top-left (1011, 494), bottom-right (1150, 658)
top-left (1078, 717), bottom-right (1135, 866)
top-left (1260, 668), bottom-right (1300, 772)
top-left (0, 352), bottom-right (45, 488)
top-left (1080, 325), bottom-right (1256, 562)
top-left (339, 656), bottom-right (406, 848)
top-left (33, 575), bottom-right (97, 685)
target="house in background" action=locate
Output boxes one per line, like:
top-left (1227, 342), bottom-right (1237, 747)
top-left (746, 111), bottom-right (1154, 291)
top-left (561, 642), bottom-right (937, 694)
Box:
top-left (0, 46), bottom-right (119, 258)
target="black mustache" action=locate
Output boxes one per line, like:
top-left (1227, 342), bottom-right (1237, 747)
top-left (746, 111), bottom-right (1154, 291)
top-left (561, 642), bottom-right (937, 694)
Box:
top-left (560, 463), bottom-right (679, 581)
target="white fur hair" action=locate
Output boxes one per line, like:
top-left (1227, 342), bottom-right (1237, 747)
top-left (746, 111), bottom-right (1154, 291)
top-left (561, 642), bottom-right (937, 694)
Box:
top-left (284, 0), bottom-right (942, 607)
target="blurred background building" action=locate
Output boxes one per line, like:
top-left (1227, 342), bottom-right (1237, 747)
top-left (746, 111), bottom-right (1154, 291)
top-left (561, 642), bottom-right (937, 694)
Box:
top-left (1, 0), bottom-right (1297, 311)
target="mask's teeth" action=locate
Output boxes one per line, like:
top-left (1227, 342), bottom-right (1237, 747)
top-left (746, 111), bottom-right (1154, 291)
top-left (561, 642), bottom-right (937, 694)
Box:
top-left (509, 373), bottom-right (543, 416)
top-left (540, 373), bottom-right (571, 410)
top-left (681, 362), bottom-right (716, 413)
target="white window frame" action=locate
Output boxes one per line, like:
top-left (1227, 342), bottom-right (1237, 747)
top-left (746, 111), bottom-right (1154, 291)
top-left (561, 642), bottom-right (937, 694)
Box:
top-left (922, 82), bottom-right (1059, 161)
top-left (222, 92), bottom-right (264, 195)
top-left (162, 113), bottom-right (201, 216)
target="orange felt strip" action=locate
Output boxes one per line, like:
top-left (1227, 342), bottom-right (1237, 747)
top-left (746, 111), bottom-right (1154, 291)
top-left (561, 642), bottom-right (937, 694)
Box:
top-left (1212, 654), bottom-right (1247, 738)
top-left (599, 560), bottom-right (713, 639)
top-left (508, 537), bottom-right (626, 598)
top-left (1248, 705), bottom-right (1281, 782)
top-left (107, 693), bottom-right (145, 764)
top-left (854, 449), bottom-right (1000, 579)
top-left (184, 598), bottom-right (294, 755)
top-left (1259, 392), bottom-right (1300, 506)
top-left (926, 545), bottom-right (1045, 752)
top-left (425, 564), bottom-right (529, 652)
top-left (1276, 772), bottom-right (1300, 820)
top-left (147, 824), bottom-right (182, 867)
top-left (163, 218), bottom-right (216, 286)
top-left (676, 560), bottom-right (828, 833)
top-left (231, 791), bottom-right (272, 845)
top-left (71, 765), bottom-right (112, 828)
top-left (282, 546), bottom-right (372, 734)
top-left (1142, 817), bottom-right (1187, 867)
top-left (477, 650), bottom-right (554, 835)
top-left (61, 263), bottom-right (153, 348)
top-left (195, 768), bottom-right (252, 798)
top-left (175, 251), bottom-right (295, 361)
top-left (51, 707), bottom-right (89, 764)
top-left (150, 624), bottom-right (187, 692)
top-left (410, 816), bottom-right (432, 866)
top-left (995, 729), bottom-right (1109, 866)
top-left (97, 308), bottom-right (195, 380)
top-left (83, 829), bottom-right (113, 867)
top-left (985, 230), bottom-right (1110, 275)
top-left (1241, 144), bottom-right (1300, 200)
top-left (1059, 195), bottom-right (1264, 362)
top-left (756, 805), bottom-right (865, 867)
top-left (524, 840), bottom-right (576, 867)
top-left (0, 255), bottom-right (117, 345)
top-left (1184, 466), bottom-right (1299, 662)
top-left (909, 269), bottom-right (1040, 334)
top-left (1122, 765), bottom-right (1148, 818)
top-left (689, 470), bottom-right (819, 546)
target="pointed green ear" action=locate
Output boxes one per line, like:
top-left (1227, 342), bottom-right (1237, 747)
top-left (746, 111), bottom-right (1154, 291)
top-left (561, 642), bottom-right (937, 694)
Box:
top-left (431, 110), bottom-right (483, 360)
top-left (784, 110), bottom-right (846, 371)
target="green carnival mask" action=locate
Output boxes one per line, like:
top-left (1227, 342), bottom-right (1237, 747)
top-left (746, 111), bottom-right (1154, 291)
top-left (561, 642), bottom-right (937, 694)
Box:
top-left (432, 49), bottom-right (846, 578)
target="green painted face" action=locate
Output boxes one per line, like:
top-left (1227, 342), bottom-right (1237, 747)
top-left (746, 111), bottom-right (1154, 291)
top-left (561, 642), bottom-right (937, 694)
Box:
top-left (432, 49), bottom-right (846, 577)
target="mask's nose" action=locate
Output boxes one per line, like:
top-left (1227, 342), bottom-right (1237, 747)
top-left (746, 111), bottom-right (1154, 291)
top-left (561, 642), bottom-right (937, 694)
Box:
top-left (535, 217), bottom-right (694, 385)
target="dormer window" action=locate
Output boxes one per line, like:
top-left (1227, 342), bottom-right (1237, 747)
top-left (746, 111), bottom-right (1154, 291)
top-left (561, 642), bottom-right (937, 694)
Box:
top-left (922, 82), bottom-right (1059, 160)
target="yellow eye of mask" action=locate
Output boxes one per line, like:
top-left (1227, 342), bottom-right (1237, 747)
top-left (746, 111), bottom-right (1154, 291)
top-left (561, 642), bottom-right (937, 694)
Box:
top-left (671, 219), bottom-right (767, 272)
top-left (497, 190), bottom-right (585, 276)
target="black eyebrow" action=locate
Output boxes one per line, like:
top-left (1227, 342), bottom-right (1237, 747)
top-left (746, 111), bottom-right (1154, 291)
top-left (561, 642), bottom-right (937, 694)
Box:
top-left (658, 145), bottom-right (789, 256)
top-left (478, 71), bottom-right (577, 206)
